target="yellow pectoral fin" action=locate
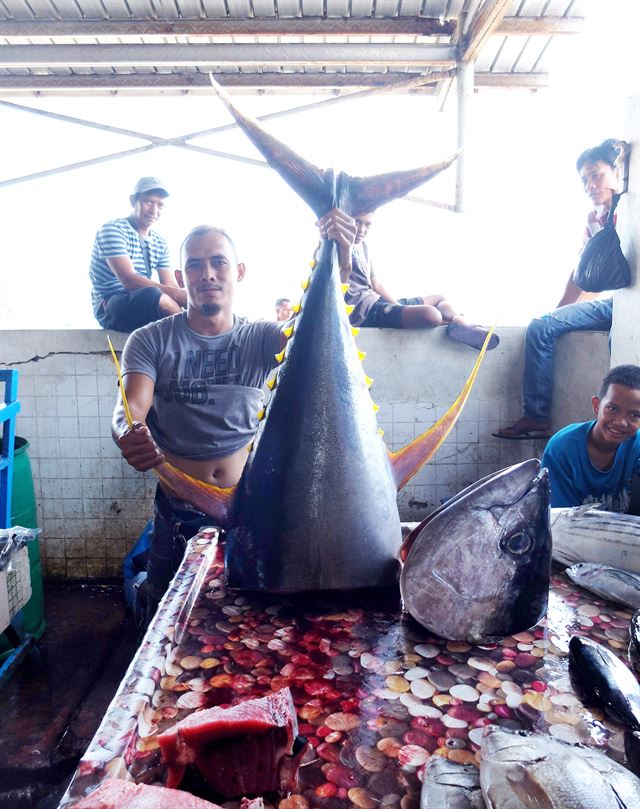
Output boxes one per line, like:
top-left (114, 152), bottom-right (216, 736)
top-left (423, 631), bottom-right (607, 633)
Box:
top-left (155, 462), bottom-right (235, 527)
top-left (388, 326), bottom-right (493, 490)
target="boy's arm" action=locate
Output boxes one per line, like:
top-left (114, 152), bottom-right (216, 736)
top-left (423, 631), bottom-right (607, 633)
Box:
top-left (371, 276), bottom-right (399, 305)
top-left (112, 372), bottom-right (165, 471)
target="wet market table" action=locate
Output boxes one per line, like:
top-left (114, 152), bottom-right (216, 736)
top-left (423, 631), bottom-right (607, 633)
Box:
top-left (59, 529), bottom-right (636, 807)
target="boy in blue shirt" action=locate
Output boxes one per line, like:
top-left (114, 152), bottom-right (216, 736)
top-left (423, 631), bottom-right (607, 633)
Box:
top-left (542, 365), bottom-right (640, 512)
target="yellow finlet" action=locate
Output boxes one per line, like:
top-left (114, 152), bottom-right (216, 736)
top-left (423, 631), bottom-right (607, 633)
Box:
top-left (108, 335), bottom-right (133, 428)
top-left (372, 402), bottom-right (380, 413)
top-left (364, 375), bottom-right (374, 387)
top-left (257, 409), bottom-right (265, 421)
top-left (266, 376), bottom-right (277, 390)
top-left (247, 442), bottom-right (254, 453)
top-left (345, 304), bottom-right (355, 315)
top-left (301, 278), bottom-right (310, 291)
top-left (341, 283), bottom-right (349, 294)
top-left (358, 350), bottom-right (367, 362)
top-left (351, 327), bottom-right (360, 337)
top-left (378, 427), bottom-right (385, 437)
top-left (283, 325), bottom-right (294, 338)
top-left (275, 349), bottom-right (285, 364)
top-left (309, 260), bottom-right (316, 269)
top-left (292, 303), bottom-right (301, 313)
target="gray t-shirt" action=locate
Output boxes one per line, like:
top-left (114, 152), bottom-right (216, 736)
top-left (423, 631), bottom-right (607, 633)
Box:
top-left (122, 313), bottom-right (282, 460)
top-left (345, 242), bottom-right (380, 326)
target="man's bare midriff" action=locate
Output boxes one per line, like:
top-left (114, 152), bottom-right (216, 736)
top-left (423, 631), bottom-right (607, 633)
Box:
top-left (162, 444), bottom-right (250, 491)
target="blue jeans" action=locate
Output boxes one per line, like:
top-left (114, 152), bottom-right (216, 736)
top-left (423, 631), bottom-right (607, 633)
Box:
top-left (524, 298), bottom-right (612, 421)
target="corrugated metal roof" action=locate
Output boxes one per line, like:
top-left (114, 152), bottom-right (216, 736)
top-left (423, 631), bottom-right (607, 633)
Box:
top-left (0, 0), bottom-right (585, 95)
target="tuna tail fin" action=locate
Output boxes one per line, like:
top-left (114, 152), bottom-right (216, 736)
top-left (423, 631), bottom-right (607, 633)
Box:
top-left (209, 73), bottom-right (459, 217)
top-left (209, 74), bottom-right (330, 216)
top-left (389, 328), bottom-right (494, 491)
top-left (348, 156), bottom-right (459, 216)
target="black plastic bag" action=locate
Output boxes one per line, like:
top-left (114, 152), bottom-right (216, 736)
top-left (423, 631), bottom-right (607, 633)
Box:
top-left (573, 194), bottom-right (631, 292)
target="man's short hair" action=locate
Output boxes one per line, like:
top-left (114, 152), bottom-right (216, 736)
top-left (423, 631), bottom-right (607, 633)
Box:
top-left (598, 364), bottom-right (640, 398)
top-left (180, 225), bottom-right (237, 265)
top-left (576, 139), bottom-right (621, 172)
top-left (275, 298), bottom-right (291, 308)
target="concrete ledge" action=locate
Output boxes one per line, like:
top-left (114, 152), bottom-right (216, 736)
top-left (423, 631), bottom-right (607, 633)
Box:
top-left (1, 326), bottom-right (609, 576)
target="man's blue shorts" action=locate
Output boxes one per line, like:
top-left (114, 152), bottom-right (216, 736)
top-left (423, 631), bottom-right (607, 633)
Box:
top-left (361, 296), bottom-right (423, 328)
top-left (101, 287), bottom-right (164, 332)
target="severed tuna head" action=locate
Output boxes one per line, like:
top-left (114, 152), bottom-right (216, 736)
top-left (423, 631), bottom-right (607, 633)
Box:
top-left (400, 459), bottom-right (551, 642)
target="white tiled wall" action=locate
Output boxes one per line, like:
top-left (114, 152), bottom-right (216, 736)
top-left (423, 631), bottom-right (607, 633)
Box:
top-left (0, 328), bottom-right (609, 577)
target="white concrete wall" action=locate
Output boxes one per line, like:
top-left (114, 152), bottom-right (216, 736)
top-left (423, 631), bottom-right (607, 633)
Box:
top-left (0, 327), bottom-right (609, 578)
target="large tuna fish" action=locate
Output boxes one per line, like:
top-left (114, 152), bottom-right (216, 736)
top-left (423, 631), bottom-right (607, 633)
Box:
top-left (400, 459), bottom-right (551, 642)
top-left (479, 725), bottom-right (640, 809)
top-left (183, 78), bottom-right (490, 594)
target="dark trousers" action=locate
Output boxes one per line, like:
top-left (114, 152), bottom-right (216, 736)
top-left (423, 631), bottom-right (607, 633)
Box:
top-left (144, 485), bottom-right (209, 625)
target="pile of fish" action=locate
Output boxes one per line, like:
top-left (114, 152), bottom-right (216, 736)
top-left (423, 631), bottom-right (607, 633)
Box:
top-left (421, 725), bottom-right (640, 808)
top-left (400, 459), bottom-right (552, 642)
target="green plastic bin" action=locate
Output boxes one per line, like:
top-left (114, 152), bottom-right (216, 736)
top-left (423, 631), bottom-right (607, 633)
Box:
top-left (2, 437), bottom-right (45, 643)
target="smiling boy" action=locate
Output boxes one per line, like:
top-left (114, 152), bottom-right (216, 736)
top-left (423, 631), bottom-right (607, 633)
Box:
top-left (541, 365), bottom-right (640, 512)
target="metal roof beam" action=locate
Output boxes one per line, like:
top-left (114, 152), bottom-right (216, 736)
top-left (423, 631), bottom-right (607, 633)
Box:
top-left (497, 16), bottom-right (584, 35)
top-left (0, 69), bottom-right (547, 94)
top-left (459, 0), bottom-right (512, 62)
top-left (0, 43), bottom-right (456, 69)
top-left (0, 17), bottom-right (456, 37)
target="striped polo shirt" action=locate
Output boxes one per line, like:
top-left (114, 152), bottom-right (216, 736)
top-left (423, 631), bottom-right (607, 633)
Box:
top-left (89, 217), bottom-right (171, 324)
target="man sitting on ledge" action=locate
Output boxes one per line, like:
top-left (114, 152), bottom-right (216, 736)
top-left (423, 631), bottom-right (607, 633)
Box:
top-left (90, 177), bottom-right (186, 331)
top-left (542, 364), bottom-right (640, 513)
top-left (345, 211), bottom-right (499, 351)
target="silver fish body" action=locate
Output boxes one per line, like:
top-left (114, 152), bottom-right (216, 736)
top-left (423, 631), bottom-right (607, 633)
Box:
top-left (480, 725), bottom-right (640, 809)
top-left (400, 459), bottom-right (551, 642)
top-left (566, 562), bottom-right (640, 609)
top-left (420, 757), bottom-right (485, 809)
top-left (551, 506), bottom-right (640, 573)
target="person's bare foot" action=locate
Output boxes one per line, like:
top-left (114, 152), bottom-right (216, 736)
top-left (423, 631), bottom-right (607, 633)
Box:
top-left (492, 416), bottom-right (551, 440)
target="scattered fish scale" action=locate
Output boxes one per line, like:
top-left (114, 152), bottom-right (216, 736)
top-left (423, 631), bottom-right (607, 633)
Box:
top-left (59, 537), bottom-right (640, 808)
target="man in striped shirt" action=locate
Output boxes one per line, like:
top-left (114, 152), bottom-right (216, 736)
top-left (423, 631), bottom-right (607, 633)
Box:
top-left (89, 177), bottom-right (187, 331)
top-left (495, 139), bottom-right (623, 440)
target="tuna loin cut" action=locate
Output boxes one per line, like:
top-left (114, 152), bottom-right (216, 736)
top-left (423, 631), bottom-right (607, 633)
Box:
top-left (70, 777), bottom-right (265, 808)
top-left (158, 688), bottom-right (301, 797)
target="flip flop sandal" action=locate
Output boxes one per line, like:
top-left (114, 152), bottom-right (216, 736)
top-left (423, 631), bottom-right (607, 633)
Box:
top-left (492, 427), bottom-right (551, 440)
top-left (446, 323), bottom-right (500, 351)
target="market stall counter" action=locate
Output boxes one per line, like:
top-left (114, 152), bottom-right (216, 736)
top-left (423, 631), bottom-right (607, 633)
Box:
top-left (59, 530), bottom-right (636, 808)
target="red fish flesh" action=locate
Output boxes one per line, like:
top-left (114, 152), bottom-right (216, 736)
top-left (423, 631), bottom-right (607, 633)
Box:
top-left (157, 688), bottom-right (301, 797)
top-left (70, 778), bottom-right (265, 808)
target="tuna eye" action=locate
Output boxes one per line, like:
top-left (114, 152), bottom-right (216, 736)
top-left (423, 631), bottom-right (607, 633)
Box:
top-left (501, 531), bottom-right (533, 557)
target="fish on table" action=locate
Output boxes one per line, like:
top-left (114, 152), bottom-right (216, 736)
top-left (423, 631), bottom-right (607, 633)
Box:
top-left (399, 459), bottom-right (552, 642)
top-left (551, 505), bottom-right (640, 574)
top-left (566, 562), bottom-right (640, 610)
top-left (479, 725), bottom-right (640, 809)
top-left (420, 756), bottom-right (486, 809)
top-left (568, 635), bottom-right (640, 731)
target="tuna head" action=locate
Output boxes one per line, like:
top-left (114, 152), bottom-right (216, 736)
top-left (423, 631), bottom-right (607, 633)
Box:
top-left (400, 459), bottom-right (551, 642)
